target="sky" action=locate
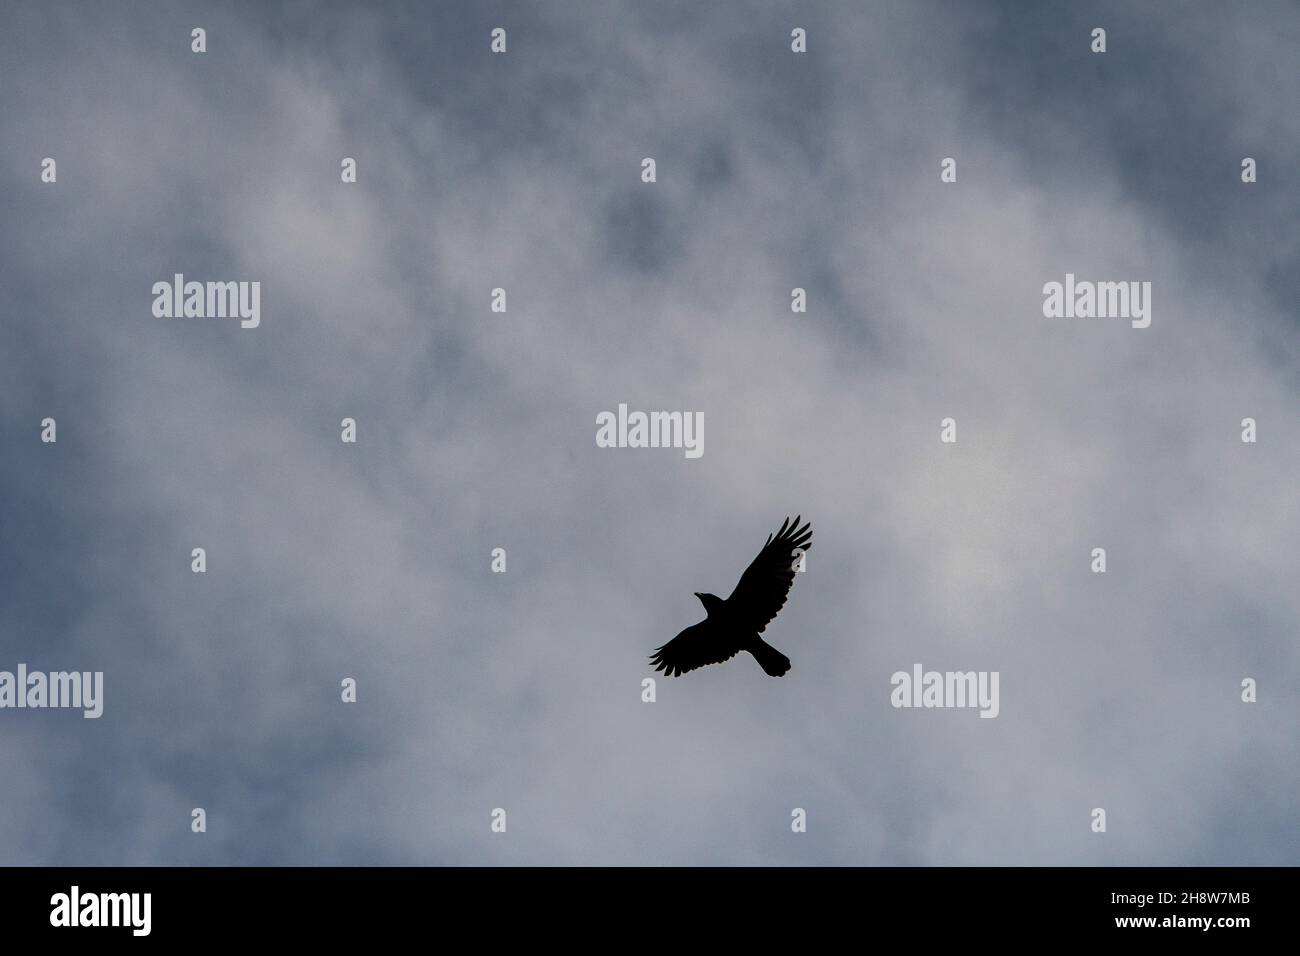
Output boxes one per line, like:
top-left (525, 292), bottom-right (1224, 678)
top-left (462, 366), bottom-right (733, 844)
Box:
top-left (0, 0), bottom-right (1296, 865)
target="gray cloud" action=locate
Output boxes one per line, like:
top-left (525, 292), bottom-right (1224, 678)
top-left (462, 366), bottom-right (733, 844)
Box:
top-left (0, 0), bottom-right (1296, 865)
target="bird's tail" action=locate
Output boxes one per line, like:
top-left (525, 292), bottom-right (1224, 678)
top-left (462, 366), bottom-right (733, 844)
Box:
top-left (748, 638), bottom-right (791, 677)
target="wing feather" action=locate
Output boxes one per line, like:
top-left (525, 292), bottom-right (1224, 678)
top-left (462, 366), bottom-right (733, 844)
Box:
top-left (724, 516), bottom-right (812, 633)
top-left (649, 621), bottom-right (741, 677)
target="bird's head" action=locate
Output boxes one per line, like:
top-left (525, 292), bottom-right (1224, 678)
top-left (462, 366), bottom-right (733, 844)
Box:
top-left (694, 592), bottom-right (725, 615)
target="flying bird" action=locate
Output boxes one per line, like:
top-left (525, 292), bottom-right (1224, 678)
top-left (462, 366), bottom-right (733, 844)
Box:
top-left (650, 517), bottom-right (811, 677)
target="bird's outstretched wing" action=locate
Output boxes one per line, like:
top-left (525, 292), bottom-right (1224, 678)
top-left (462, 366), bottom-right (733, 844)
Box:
top-left (649, 621), bottom-right (742, 677)
top-left (725, 516), bottom-right (812, 633)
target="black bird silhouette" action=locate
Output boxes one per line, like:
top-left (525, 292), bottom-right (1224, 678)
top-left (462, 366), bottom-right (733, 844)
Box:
top-left (650, 517), bottom-right (811, 677)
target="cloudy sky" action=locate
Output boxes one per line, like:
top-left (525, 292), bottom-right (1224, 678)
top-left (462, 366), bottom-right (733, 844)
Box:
top-left (1, 0), bottom-right (1296, 865)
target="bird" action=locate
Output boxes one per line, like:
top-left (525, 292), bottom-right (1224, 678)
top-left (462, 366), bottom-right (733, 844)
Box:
top-left (650, 516), bottom-right (811, 677)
